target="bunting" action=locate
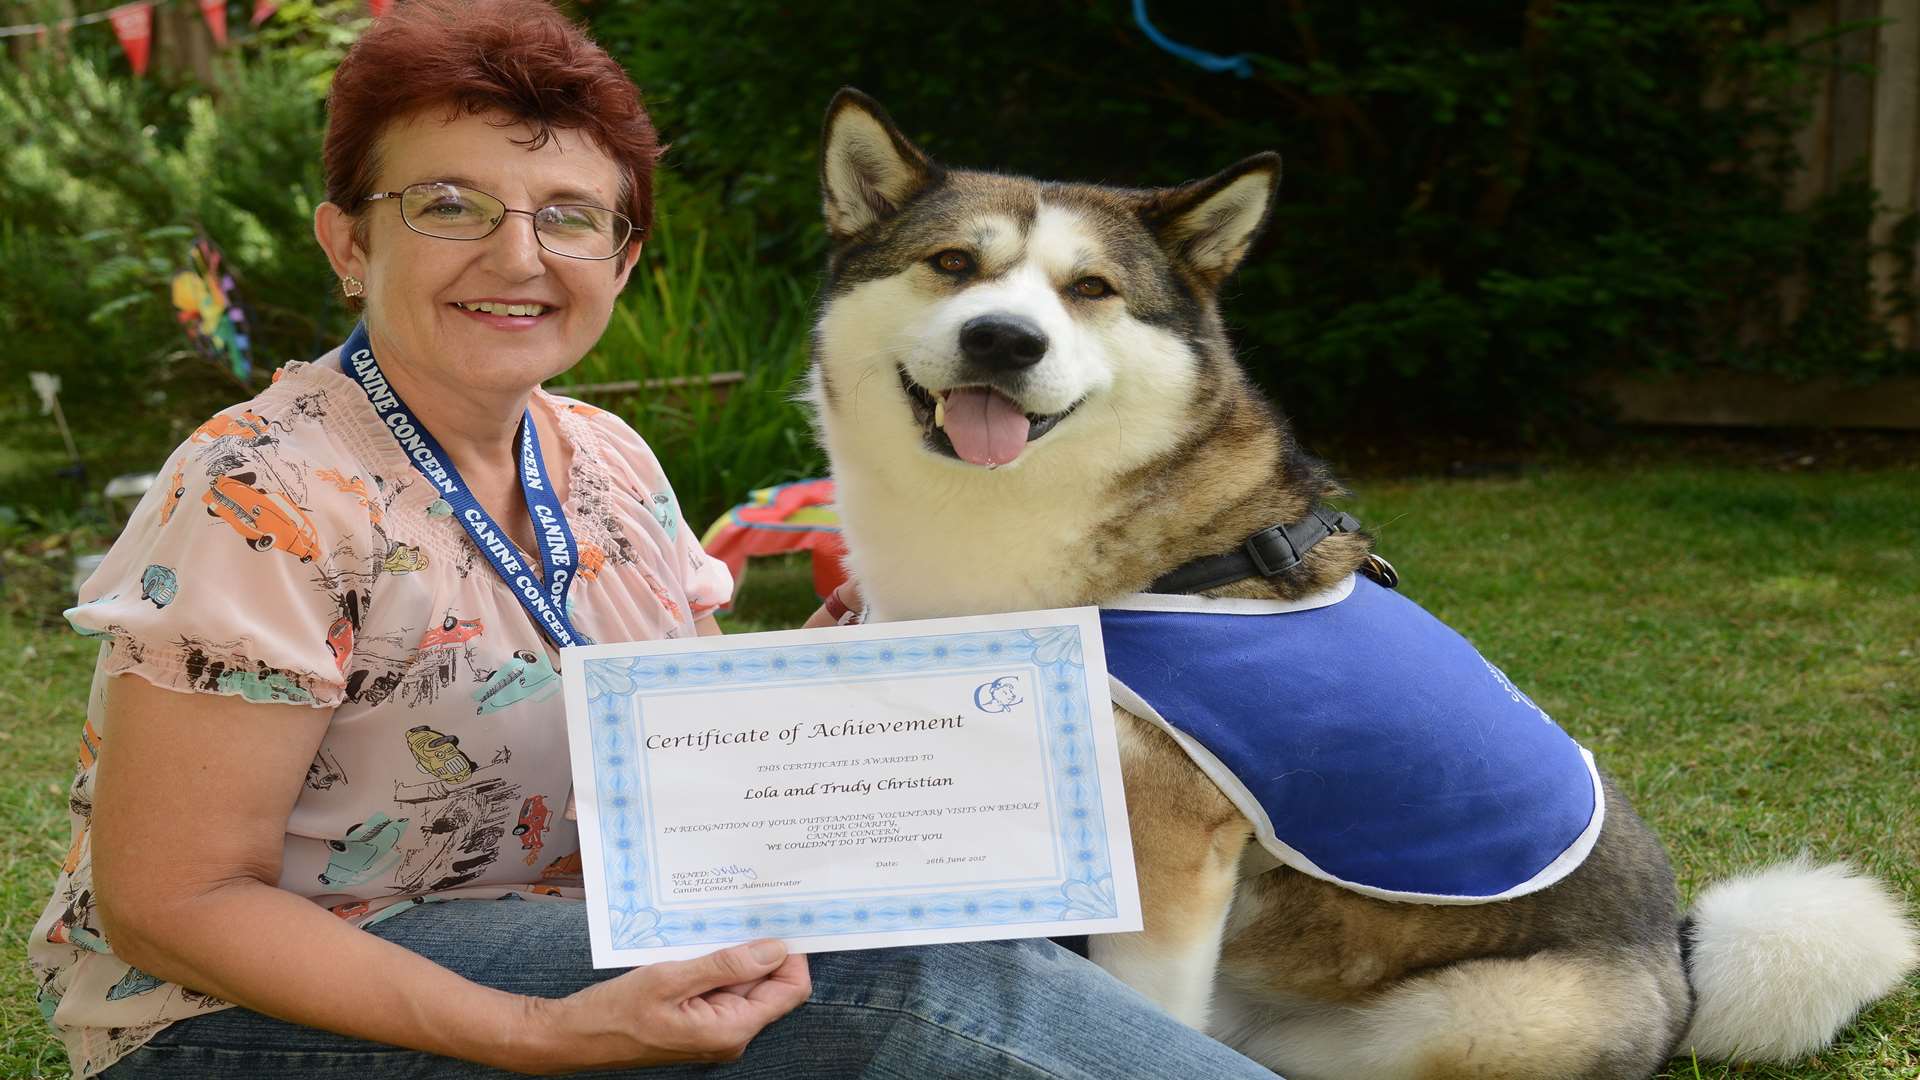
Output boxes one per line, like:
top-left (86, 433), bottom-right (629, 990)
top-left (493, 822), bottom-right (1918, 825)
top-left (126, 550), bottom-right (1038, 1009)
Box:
top-left (199, 0), bottom-right (228, 45)
top-left (0, 0), bottom-right (394, 48)
top-left (107, 3), bottom-right (153, 77)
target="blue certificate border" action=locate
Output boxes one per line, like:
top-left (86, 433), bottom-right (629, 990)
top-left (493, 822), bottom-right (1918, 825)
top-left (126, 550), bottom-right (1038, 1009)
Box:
top-left (582, 625), bottom-right (1120, 949)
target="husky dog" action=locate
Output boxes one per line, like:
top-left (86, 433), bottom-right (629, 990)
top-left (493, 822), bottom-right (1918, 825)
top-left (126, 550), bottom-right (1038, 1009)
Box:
top-left (807, 89), bottom-right (1917, 1080)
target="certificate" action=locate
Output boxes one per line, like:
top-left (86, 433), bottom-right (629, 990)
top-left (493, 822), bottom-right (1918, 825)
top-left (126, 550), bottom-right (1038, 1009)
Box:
top-left (561, 608), bottom-right (1141, 967)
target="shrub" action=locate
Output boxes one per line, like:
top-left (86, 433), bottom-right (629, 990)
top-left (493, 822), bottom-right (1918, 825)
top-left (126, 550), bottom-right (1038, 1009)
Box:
top-left (0, 6), bottom-right (355, 492)
top-left (558, 180), bottom-right (824, 529)
top-left (590, 0), bottom-right (1915, 435)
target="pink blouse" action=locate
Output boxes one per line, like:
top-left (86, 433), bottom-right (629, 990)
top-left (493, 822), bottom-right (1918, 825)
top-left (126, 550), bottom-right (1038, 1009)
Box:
top-left (29, 355), bottom-right (732, 1077)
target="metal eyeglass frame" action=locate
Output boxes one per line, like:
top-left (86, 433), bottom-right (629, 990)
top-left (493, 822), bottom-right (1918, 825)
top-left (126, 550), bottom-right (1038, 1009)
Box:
top-left (362, 182), bottom-right (637, 261)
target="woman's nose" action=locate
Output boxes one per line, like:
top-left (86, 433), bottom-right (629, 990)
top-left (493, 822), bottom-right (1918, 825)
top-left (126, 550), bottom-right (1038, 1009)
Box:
top-left (484, 211), bottom-right (548, 276)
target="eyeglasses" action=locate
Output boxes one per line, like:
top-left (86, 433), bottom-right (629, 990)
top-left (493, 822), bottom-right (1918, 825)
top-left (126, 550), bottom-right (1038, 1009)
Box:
top-left (363, 181), bottom-right (636, 261)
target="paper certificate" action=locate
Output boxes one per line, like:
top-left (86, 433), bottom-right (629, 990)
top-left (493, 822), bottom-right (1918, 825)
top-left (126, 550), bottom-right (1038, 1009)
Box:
top-left (561, 608), bottom-right (1141, 967)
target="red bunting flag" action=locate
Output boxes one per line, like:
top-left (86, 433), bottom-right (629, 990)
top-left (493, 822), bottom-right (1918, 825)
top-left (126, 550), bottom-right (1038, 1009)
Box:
top-left (251, 0), bottom-right (277, 26)
top-left (199, 0), bottom-right (229, 46)
top-left (107, 2), bottom-right (153, 76)
top-left (368, 0), bottom-right (391, 15)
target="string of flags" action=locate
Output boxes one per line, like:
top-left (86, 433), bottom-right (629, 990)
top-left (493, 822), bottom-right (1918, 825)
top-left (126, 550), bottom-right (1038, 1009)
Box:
top-left (0, 0), bottom-right (393, 75)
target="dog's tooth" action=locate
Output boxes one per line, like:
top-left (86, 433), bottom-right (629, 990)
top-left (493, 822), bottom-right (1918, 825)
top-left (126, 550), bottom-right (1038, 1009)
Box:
top-left (933, 395), bottom-right (946, 428)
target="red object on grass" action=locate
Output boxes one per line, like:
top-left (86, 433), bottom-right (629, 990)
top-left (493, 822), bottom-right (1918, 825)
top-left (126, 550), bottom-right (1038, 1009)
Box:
top-left (701, 479), bottom-right (849, 607)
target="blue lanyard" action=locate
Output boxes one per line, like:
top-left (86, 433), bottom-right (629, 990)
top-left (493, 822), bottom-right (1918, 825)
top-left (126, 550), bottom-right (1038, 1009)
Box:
top-left (339, 323), bottom-right (587, 649)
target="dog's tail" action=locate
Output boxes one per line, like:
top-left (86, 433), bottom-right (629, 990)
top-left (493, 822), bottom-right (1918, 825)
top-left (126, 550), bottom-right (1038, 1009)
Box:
top-left (1679, 857), bottom-right (1917, 1062)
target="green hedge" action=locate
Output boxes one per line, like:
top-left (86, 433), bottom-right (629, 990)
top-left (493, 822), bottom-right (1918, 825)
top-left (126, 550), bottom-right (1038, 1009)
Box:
top-left (4, 0), bottom-right (1911, 513)
top-left (592, 0), bottom-right (1916, 434)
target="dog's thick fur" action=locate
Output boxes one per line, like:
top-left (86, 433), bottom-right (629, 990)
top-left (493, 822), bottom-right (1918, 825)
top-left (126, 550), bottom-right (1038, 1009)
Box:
top-left (807, 89), bottom-right (1918, 1079)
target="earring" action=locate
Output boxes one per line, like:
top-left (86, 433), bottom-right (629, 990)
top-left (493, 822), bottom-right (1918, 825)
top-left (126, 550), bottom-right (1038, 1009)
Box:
top-left (341, 275), bottom-right (364, 298)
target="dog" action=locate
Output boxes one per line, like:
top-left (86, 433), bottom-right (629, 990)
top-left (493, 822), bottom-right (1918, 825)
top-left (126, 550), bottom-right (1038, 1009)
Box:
top-left (805, 89), bottom-right (1918, 1080)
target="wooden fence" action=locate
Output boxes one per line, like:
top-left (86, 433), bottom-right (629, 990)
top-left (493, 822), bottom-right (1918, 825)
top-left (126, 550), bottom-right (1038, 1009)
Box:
top-left (1786, 0), bottom-right (1920, 346)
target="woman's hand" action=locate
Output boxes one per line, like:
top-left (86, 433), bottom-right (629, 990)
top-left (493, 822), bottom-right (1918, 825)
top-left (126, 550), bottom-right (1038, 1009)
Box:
top-left (803, 580), bottom-right (864, 629)
top-left (521, 940), bottom-right (810, 1073)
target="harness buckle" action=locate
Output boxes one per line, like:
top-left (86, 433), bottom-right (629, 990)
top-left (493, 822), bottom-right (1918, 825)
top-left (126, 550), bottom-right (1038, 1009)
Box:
top-left (1244, 526), bottom-right (1302, 578)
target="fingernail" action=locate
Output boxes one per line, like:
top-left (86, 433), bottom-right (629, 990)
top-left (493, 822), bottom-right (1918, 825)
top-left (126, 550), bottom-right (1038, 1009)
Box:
top-left (748, 940), bottom-right (785, 964)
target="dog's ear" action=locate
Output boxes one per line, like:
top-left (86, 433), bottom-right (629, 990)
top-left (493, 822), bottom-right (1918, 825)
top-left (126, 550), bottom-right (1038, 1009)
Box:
top-left (820, 88), bottom-right (940, 243)
top-left (1143, 153), bottom-right (1281, 290)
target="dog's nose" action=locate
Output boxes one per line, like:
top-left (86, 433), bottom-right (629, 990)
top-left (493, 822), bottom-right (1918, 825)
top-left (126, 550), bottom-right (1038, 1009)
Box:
top-left (959, 315), bottom-right (1048, 371)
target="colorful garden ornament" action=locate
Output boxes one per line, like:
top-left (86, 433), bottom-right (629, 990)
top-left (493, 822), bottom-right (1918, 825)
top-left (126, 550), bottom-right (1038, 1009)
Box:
top-left (700, 478), bottom-right (849, 607)
top-left (170, 237), bottom-right (253, 383)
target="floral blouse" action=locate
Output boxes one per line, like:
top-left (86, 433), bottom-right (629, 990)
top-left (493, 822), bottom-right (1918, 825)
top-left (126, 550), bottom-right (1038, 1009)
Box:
top-left (29, 355), bottom-right (732, 1078)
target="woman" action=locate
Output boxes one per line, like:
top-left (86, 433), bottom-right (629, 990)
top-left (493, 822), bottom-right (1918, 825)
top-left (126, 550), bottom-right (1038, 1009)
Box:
top-left (30, 2), bottom-right (1281, 1077)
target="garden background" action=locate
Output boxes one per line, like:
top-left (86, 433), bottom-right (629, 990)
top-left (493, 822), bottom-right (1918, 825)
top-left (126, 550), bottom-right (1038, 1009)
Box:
top-left (1, 1), bottom-right (1916, 1077)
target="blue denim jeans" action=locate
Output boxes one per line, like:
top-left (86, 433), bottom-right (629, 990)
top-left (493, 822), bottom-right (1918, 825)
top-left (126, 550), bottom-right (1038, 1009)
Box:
top-left (101, 898), bottom-right (1278, 1079)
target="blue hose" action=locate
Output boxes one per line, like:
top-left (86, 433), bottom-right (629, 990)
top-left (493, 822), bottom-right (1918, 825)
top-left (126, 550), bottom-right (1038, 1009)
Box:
top-left (1132, 0), bottom-right (1254, 78)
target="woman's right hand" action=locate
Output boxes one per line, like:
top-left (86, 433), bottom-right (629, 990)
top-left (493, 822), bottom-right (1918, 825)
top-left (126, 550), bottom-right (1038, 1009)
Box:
top-left (522, 939), bottom-right (811, 1073)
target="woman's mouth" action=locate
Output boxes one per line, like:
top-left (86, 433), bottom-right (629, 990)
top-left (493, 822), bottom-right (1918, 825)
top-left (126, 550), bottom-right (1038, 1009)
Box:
top-left (451, 300), bottom-right (557, 329)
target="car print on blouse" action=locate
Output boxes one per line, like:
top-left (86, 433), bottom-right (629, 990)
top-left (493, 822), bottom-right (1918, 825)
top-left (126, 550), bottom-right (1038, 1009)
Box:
top-left (313, 467), bottom-right (382, 526)
top-left (326, 615), bottom-right (354, 673)
top-left (647, 491), bottom-right (679, 542)
top-left (306, 747), bottom-right (348, 791)
top-left (318, 813), bottom-right (411, 887)
top-left (419, 616), bottom-right (484, 651)
top-left (405, 724), bottom-right (476, 783)
top-left (139, 565), bottom-right (178, 608)
top-left (473, 650), bottom-right (561, 715)
top-left (383, 541), bottom-right (429, 574)
top-left (540, 850), bottom-right (582, 881)
top-left (158, 468), bottom-right (187, 525)
top-left (45, 887), bottom-right (108, 954)
top-left (203, 472), bottom-right (320, 562)
top-left (392, 775), bottom-right (523, 893)
top-left (576, 541), bottom-right (607, 581)
top-left (216, 668), bottom-right (315, 705)
top-left (105, 967), bottom-right (165, 1002)
top-left (514, 794), bottom-right (552, 865)
top-left (189, 410), bottom-right (273, 447)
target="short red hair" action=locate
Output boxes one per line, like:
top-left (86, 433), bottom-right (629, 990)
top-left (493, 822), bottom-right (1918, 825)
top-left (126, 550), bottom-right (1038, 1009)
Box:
top-left (323, 0), bottom-right (660, 240)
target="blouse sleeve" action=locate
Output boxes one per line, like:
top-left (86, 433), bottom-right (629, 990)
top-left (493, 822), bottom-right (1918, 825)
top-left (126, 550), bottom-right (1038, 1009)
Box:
top-left (582, 409), bottom-right (734, 619)
top-left (65, 419), bottom-right (379, 708)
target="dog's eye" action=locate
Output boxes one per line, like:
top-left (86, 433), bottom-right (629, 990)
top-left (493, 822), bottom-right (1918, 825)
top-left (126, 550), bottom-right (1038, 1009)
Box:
top-left (1070, 276), bottom-right (1113, 299)
top-left (932, 250), bottom-right (974, 274)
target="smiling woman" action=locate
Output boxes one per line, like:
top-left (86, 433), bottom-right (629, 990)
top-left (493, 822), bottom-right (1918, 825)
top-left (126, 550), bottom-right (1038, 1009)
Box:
top-left (27, 2), bottom-right (1292, 1079)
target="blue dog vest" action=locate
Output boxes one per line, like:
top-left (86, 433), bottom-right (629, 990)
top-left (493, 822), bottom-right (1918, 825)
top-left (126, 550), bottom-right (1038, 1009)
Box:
top-left (1098, 575), bottom-right (1602, 904)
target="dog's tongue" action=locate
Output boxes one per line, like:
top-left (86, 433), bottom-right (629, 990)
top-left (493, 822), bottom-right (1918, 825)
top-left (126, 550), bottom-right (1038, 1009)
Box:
top-left (942, 388), bottom-right (1031, 466)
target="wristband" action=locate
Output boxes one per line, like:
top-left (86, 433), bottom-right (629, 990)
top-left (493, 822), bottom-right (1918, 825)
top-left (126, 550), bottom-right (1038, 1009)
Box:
top-left (822, 585), bottom-right (862, 625)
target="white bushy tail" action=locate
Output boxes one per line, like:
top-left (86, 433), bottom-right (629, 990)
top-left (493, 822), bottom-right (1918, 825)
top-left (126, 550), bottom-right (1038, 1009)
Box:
top-left (1681, 858), bottom-right (1918, 1062)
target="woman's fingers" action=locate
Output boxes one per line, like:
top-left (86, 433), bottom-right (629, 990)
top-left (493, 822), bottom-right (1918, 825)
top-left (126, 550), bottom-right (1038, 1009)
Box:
top-left (547, 942), bottom-right (803, 1068)
top-left (657, 939), bottom-right (790, 999)
top-left (740, 952), bottom-right (811, 1008)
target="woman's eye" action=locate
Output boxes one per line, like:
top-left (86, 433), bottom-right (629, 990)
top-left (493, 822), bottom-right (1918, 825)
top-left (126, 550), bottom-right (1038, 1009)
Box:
top-left (1071, 276), bottom-right (1113, 299)
top-left (932, 250), bottom-right (973, 274)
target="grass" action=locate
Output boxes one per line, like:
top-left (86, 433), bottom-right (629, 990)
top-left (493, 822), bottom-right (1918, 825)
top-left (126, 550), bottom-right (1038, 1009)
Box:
top-left (3, 465), bottom-right (1916, 1078)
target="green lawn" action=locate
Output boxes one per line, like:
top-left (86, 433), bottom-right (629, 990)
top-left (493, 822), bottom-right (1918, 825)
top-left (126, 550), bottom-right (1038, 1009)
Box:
top-left (4, 466), bottom-right (1916, 1079)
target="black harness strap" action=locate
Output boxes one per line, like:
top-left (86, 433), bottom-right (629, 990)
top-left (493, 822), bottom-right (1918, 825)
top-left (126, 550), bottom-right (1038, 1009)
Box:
top-left (1148, 505), bottom-right (1393, 595)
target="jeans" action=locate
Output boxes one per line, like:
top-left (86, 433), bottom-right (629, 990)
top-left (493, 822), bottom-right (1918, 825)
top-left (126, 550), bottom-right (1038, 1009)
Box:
top-left (101, 898), bottom-right (1278, 1079)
